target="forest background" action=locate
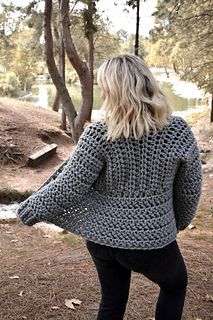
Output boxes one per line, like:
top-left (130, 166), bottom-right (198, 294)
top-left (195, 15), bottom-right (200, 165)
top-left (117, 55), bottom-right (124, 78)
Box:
top-left (0, 0), bottom-right (212, 141)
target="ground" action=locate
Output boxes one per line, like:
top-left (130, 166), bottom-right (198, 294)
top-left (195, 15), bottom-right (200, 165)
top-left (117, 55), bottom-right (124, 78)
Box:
top-left (0, 98), bottom-right (213, 320)
top-left (0, 98), bottom-right (75, 201)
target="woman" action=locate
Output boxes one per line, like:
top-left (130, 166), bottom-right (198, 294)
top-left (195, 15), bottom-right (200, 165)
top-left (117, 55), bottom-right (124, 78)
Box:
top-left (17, 54), bottom-right (202, 320)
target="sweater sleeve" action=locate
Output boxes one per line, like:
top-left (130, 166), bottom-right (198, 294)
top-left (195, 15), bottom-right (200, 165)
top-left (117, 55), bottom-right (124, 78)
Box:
top-left (17, 123), bottom-right (105, 226)
top-left (173, 124), bottom-right (202, 231)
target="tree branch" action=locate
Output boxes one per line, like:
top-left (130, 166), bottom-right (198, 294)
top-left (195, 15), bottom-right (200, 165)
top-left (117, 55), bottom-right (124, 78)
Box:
top-left (61, 0), bottom-right (93, 127)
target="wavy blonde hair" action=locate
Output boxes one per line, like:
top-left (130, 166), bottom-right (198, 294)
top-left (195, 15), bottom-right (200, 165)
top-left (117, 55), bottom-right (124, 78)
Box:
top-left (97, 54), bottom-right (172, 140)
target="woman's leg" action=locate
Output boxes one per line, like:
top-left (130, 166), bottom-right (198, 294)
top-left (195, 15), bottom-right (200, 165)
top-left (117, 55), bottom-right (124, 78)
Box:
top-left (154, 248), bottom-right (187, 320)
top-left (86, 241), bottom-right (131, 320)
top-left (115, 241), bottom-right (187, 320)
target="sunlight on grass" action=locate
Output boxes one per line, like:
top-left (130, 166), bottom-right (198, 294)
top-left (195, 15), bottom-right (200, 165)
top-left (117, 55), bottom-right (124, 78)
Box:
top-left (184, 107), bottom-right (211, 126)
top-left (61, 233), bottom-right (82, 246)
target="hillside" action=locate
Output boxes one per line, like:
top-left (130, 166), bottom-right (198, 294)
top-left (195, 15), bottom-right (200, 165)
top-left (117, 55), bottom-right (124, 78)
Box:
top-left (0, 98), bottom-right (74, 201)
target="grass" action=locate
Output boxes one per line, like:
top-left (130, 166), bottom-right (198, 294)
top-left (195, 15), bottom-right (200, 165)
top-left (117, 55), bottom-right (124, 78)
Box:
top-left (184, 106), bottom-right (211, 126)
top-left (16, 250), bottom-right (29, 260)
top-left (209, 208), bottom-right (213, 217)
top-left (0, 247), bottom-right (29, 259)
top-left (193, 232), bottom-right (211, 241)
top-left (61, 233), bottom-right (83, 246)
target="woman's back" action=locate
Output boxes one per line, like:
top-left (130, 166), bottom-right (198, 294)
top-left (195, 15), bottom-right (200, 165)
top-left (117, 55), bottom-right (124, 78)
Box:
top-left (17, 113), bottom-right (202, 250)
top-left (93, 115), bottom-right (191, 197)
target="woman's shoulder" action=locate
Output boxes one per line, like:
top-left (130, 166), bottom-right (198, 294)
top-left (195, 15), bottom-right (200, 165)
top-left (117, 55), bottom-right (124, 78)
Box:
top-left (168, 115), bottom-right (197, 150)
top-left (168, 115), bottom-right (192, 133)
top-left (84, 121), bottom-right (107, 137)
top-left (80, 121), bottom-right (107, 148)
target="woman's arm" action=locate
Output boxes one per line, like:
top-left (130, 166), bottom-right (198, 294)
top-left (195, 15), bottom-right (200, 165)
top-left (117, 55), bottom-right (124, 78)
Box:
top-left (17, 123), bottom-right (105, 226)
top-left (173, 130), bottom-right (202, 231)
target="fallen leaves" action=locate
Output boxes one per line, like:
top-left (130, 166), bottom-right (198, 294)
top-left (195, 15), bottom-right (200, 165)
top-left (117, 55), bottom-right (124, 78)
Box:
top-left (51, 299), bottom-right (82, 312)
top-left (51, 306), bottom-right (60, 310)
top-left (65, 298), bottom-right (82, 310)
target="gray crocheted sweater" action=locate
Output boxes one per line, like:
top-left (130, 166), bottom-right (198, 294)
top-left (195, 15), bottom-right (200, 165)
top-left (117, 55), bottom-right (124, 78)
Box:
top-left (17, 115), bottom-right (202, 249)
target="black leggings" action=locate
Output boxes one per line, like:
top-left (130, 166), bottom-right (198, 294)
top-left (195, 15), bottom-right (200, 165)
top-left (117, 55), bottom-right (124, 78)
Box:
top-left (86, 240), bottom-right (187, 320)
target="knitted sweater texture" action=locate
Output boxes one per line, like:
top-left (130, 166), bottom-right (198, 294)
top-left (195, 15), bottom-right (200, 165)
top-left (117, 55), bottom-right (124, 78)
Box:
top-left (17, 115), bottom-right (202, 249)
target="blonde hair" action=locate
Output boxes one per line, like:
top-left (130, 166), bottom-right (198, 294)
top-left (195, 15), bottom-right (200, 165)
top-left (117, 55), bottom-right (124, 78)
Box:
top-left (97, 54), bottom-right (172, 141)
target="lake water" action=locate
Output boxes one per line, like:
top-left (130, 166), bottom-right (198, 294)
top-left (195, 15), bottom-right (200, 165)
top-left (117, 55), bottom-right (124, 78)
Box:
top-left (30, 75), bottom-right (206, 113)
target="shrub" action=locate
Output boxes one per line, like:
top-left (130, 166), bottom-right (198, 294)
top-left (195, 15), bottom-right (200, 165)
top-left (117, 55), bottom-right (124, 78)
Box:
top-left (0, 72), bottom-right (21, 97)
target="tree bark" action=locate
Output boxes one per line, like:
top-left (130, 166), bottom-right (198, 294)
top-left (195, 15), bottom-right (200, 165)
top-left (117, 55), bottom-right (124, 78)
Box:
top-left (134, 0), bottom-right (140, 56)
top-left (52, 16), bottom-right (61, 112)
top-left (164, 67), bottom-right (170, 78)
top-left (173, 61), bottom-right (178, 74)
top-left (211, 93), bottom-right (213, 123)
top-left (61, 0), bottom-right (93, 138)
top-left (59, 0), bottom-right (67, 130)
top-left (86, 0), bottom-right (95, 121)
top-left (44, 0), bottom-right (78, 142)
top-left (52, 90), bottom-right (60, 111)
top-left (61, 108), bottom-right (67, 130)
top-left (88, 31), bottom-right (94, 121)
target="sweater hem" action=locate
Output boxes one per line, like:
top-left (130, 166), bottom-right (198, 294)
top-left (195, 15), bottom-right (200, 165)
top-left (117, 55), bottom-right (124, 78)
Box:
top-left (66, 227), bottom-right (178, 250)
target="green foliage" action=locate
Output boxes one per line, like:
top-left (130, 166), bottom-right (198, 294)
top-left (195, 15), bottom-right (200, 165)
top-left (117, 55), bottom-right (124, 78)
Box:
top-left (0, 1), bottom-right (42, 94)
top-left (0, 0), bottom-right (124, 98)
top-left (82, 0), bottom-right (98, 39)
top-left (10, 28), bottom-right (39, 91)
top-left (69, 8), bottom-right (121, 69)
top-left (120, 34), bottom-right (145, 58)
top-left (126, 0), bottom-right (141, 10)
top-left (0, 72), bottom-right (21, 97)
top-left (149, 0), bottom-right (213, 94)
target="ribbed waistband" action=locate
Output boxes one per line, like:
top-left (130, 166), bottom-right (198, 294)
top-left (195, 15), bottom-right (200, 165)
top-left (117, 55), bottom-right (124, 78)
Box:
top-left (90, 189), bottom-right (173, 208)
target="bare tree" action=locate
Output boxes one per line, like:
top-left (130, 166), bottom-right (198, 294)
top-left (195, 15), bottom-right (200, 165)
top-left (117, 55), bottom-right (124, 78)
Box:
top-left (134, 0), bottom-right (140, 56)
top-left (44, 0), bottom-right (94, 143)
top-left (83, 0), bottom-right (98, 115)
top-left (127, 0), bottom-right (141, 56)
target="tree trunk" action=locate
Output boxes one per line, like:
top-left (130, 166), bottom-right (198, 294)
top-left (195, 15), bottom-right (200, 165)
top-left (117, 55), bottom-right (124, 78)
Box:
top-left (44, 0), bottom-right (78, 142)
top-left (61, 109), bottom-right (67, 130)
top-left (52, 21), bottom-right (60, 112)
top-left (52, 32), bottom-right (65, 115)
top-left (164, 67), bottom-right (169, 78)
top-left (61, 0), bottom-right (93, 138)
top-left (173, 61), bottom-right (178, 74)
top-left (211, 94), bottom-right (213, 123)
top-left (59, 0), bottom-right (67, 129)
top-left (60, 42), bottom-right (67, 131)
top-left (134, 0), bottom-right (140, 56)
top-left (52, 90), bottom-right (60, 111)
top-left (88, 31), bottom-right (94, 122)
